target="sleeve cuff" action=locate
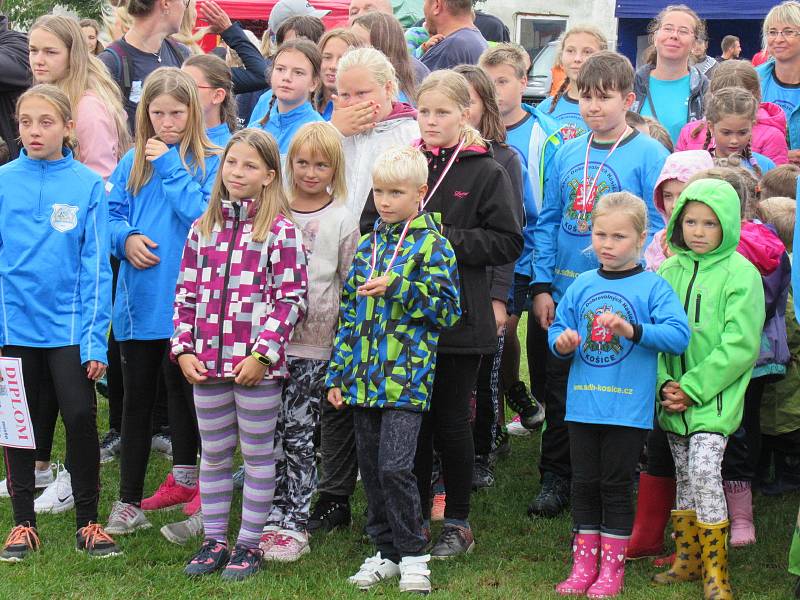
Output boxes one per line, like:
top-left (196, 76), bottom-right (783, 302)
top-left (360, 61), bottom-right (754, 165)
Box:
top-left (631, 323), bottom-right (643, 344)
top-left (531, 282), bottom-right (551, 297)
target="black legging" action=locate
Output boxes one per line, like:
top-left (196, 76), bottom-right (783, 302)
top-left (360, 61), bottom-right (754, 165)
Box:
top-left (2, 346), bottom-right (99, 529)
top-left (118, 340), bottom-right (198, 505)
top-left (414, 353), bottom-right (481, 522)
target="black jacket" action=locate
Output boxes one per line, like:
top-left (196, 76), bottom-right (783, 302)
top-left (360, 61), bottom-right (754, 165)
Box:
top-left (632, 64), bottom-right (709, 124)
top-left (360, 143), bottom-right (523, 354)
top-left (0, 16), bottom-right (31, 160)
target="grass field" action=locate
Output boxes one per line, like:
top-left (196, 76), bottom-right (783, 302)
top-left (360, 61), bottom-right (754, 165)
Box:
top-left (0, 315), bottom-right (798, 599)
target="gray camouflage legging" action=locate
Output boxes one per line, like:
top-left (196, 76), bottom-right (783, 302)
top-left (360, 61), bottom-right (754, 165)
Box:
top-left (265, 356), bottom-right (327, 532)
top-left (667, 431), bottom-right (729, 524)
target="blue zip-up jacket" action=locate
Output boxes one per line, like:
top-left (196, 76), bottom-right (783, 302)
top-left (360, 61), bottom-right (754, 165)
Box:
top-left (247, 90), bottom-right (324, 155)
top-left (548, 266), bottom-right (690, 429)
top-left (514, 149), bottom-right (538, 280)
top-left (0, 148), bottom-right (111, 364)
top-left (108, 146), bottom-right (220, 340)
top-left (533, 130), bottom-right (669, 302)
top-left (757, 60), bottom-right (800, 150)
top-left (206, 122), bottom-right (233, 148)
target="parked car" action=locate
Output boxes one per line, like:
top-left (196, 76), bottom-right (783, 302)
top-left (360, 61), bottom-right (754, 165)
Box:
top-left (523, 40), bottom-right (558, 105)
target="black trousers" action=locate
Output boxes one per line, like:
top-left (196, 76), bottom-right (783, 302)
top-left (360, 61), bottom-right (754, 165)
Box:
top-left (2, 346), bottom-right (99, 529)
top-left (354, 407), bottom-right (426, 562)
top-left (526, 316), bottom-right (549, 405)
top-left (645, 417), bottom-right (676, 478)
top-left (568, 422), bottom-right (648, 534)
top-left (118, 340), bottom-right (198, 504)
top-left (414, 353), bottom-right (481, 522)
top-left (474, 338), bottom-right (502, 456)
top-left (722, 378), bottom-right (767, 482)
top-left (317, 400), bottom-right (358, 503)
top-left (539, 350), bottom-right (572, 479)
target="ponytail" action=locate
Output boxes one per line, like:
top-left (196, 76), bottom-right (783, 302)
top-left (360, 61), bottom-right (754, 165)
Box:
top-left (549, 78), bottom-right (569, 114)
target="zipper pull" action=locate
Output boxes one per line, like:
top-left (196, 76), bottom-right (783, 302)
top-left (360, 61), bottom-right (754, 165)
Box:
top-left (233, 202), bottom-right (241, 222)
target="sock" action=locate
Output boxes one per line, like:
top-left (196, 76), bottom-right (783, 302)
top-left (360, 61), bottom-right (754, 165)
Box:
top-left (173, 465), bottom-right (198, 488)
top-left (444, 518), bottom-right (469, 529)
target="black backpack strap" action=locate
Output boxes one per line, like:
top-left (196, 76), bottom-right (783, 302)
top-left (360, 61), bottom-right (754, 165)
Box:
top-left (107, 41), bottom-right (132, 101)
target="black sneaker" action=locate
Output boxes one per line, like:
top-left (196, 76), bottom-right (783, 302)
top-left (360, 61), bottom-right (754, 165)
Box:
top-left (0, 524), bottom-right (40, 562)
top-left (76, 523), bottom-right (121, 558)
top-left (492, 426), bottom-right (511, 459)
top-left (527, 472), bottom-right (570, 518)
top-left (185, 539), bottom-right (230, 576)
top-left (505, 381), bottom-right (545, 431)
top-left (99, 429), bottom-right (121, 464)
top-left (221, 544), bottom-right (263, 581)
top-left (472, 454), bottom-right (495, 490)
top-left (430, 524), bottom-right (475, 559)
top-left (308, 499), bottom-right (351, 534)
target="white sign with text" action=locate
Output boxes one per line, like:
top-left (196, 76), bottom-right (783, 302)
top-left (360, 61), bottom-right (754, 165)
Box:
top-left (0, 358), bottom-right (35, 449)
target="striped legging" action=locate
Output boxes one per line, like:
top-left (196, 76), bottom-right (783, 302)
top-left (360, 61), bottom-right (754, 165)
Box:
top-left (194, 379), bottom-right (282, 548)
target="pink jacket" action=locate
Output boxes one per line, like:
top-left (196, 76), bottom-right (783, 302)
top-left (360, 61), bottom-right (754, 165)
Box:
top-left (675, 102), bottom-right (789, 165)
top-left (737, 220), bottom-right (784, 276)
top-left (171, 198), bottom-right (308, 379)
top-left (75, 91), bottom-right (120, 179)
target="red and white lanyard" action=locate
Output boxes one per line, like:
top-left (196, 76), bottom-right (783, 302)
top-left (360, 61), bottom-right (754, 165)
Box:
top-left (578, 127), bottom-right (630, 223)
top-left (367, 138), bottom-right (466, 280)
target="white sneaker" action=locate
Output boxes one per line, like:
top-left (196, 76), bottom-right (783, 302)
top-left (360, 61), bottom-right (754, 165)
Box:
top-left (105, 500), bottom-right (152, 535)
top-left (0, 464), bottom-right (55, 498)
top-left (34, 465), bottom-right (74, 514)
top-left (348, 552), bottom-right (401, 590)
top-left (263, 529), bottom-right (310, 562)
top-left (151, 433), bottom-right (173, 458)
top-left (506, 415), bottom-right (531, 437)
top-left (160, 511), bottom-right (203, 545)
top-left (399, 554), bottom-right (432, 594)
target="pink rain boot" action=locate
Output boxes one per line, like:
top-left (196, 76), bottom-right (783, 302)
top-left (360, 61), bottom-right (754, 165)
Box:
top-left (724, 480), bottom-right (756, 546)
top-left (555, 529), bottom-right (600, 595)
top-left (586, 533), bottom-right (628, 598)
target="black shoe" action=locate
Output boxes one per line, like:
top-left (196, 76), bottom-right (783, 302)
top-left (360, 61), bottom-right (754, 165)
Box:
top-left (76, 523), bottom-right (121, 558)
top-left (308, 498), bottom-right (351, 534)
top-left (492, 426), bottom-right (511, 459)
top-left (527, 472), bottom-right (570, 518)
top-left (0, 524), bottom-right (40, 562)
top-left (221, 544), bottom-right (263, 581)
top-left (472, 454), bottom-right (495, 490)
top-left (505, 381), bottom-right (545, 431)
top-left (185, 539), bottom-right (230, 576)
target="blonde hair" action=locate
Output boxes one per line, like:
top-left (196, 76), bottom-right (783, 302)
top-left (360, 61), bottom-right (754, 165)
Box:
top-left (171, 0), bottom-right (206, 55)
top-left (416, 70), bottom-right (487, 149)
top-left (199, 129), bottom-right (291, 242)
top-left (478, 43), bottom-right (529, 80)
top-left (757, 196), bottom-right (796, 249)
top-left (760, 163), bottom-right (800, 199)
top-left (547, 26), bottom-right (609, 114)
top-left (643, 117), bottom-right (674, 152)
top-left (16, 84), bottom-right (75, 150)
top-left (704, 87), bottom-right (761, 176)
top-left (285, 122), bottom-right (348, 201)
top-left (372, 146), bottom-right (429, 188)
top-left (30, 15), bottom-right (131, 160)
top-left (336, 47), bottom-right (398, 100)
top-left (688, 166), bottom-right (756, 219)
top-left (763, 1), bottom-right (800, 49)
top-left (592, 192), bottom-right (649, 245)
top-left (129, 67), bottom-right (218, 195)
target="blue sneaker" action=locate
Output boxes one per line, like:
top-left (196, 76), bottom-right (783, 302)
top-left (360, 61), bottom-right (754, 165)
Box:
top-left (221, 544), bottom-right (263, 581)
top-left (185, 539), bottom-right (229, 577)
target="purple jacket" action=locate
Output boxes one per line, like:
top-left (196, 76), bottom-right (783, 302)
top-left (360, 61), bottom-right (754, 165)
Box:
top-left (171, 198), bottom-right (308, 379)
top-left (754, 227), bottom-right (791, 378)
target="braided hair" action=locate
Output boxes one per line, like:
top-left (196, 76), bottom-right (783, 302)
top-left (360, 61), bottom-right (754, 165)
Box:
top-left (548, 26), bottom-right (608, 114)
top-left (704, 86), bottom-right (761, 177)
top-left (260, 39), bottom-right (321, 127)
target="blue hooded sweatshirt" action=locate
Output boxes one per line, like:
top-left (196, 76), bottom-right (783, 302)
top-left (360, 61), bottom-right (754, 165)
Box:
top-left (247, 90), bottom-right (324, 156)
top-left (108, 146), bottom-right (220, 340)
top-left (206, 122), bottom-right (233, 148)
top-left (0, 148), bottom-right (112, 364)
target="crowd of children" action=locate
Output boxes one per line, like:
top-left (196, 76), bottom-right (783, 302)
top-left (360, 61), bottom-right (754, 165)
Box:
top-left (4, 1), bottom-right (800, 597)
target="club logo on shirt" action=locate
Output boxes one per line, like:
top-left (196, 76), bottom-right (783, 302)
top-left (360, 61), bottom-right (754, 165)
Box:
top-left (562, 162), bottom-right (621, 236)
top-left (50, 204), bottom-right (79, 233)
top-left (560, 124), bottom-right (580, 141)
top-left (579, 292), bottom-right (637, 367)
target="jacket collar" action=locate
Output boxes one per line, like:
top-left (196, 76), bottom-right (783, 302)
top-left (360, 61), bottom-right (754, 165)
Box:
top-left (19, 147), bottom-right (74, 171)
top-left (221, 197), bottom-right (257, 220)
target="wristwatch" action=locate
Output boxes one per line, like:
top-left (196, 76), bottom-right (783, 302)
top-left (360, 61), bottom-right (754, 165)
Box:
top-left (252, 352), bottom-right (272, 367)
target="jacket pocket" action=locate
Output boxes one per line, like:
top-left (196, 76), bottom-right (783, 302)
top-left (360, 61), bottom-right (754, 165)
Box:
top-left (716, 392), bottom-right (723, 417)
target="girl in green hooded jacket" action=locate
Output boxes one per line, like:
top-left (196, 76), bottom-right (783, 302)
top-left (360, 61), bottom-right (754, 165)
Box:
top-left (653, 178), bottom-right (765, 600)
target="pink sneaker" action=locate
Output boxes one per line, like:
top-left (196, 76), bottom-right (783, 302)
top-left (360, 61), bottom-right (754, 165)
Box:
top-left (586, 534), bottom-right (628, 598)
top-left (259, 526), bottom-right (280, 553)
top-left (431, 493), bottom-right (446, 522)
top-left (141, 473), bottom-right (196, 512)
top-left (556, 530), bottom-right (600, 595)
top-left (182, 487), bottom-right (201, 516)
top-left (262, 530), bottom-right (310, 562)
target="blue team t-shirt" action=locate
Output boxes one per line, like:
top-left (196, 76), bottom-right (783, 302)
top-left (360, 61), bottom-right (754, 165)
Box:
top-left (506, 112), bottom-right (535, 166)
top-left (537, 94), bottom-right (588, 141)
top-left (761, 72), bottom-right (800, 121)
top-left (640, 74), bottom-right (691, 144)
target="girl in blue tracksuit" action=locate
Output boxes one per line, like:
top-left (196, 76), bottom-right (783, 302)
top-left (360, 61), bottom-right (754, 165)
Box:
top-left (248, 39), bottom-right (324, 159)
top-left (105, 67), bottom-right (220, 536)
top-left (0, 85), bottom-right (116, 560)
top-left (183, 53), bottom-right (237, 148)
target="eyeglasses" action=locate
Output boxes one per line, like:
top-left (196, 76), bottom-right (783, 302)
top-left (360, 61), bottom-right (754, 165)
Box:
top-left (767, 28), bottom-right (800, 40)
top-left (182, 0), bottom-right (190, 7)
top-left (659, 25), bottom-right (694, 38)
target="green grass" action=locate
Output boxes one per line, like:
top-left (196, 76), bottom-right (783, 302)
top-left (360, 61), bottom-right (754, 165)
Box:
top-left (0, 314), bottom-right (798, 599)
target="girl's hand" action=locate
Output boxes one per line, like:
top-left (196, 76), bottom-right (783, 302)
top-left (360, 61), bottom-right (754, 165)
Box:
top-left (594, 311), bottom-right (635, 340)
top-left (357, 275), bottom-right (389, 297)
top-left (330, 96), bottom-right (379, 137)
top-left (125, 234), bottom-right (160, 269)
top-left (233, 356), bottom-right (268, 386)
top-left (85, 360), bottom-right (107, 381)
top-left (555, 328), bottom-right (581, 355)
top-left (178, 354), bottom-right (208, 384)
top-left (145, 138), bottom-right (170, 162)
top-left (533, 292), bottom-right (555, 329)
top-left (492, 299), bottom-right (508, 335)
top-left (328, 387), bottom-right (344, 409)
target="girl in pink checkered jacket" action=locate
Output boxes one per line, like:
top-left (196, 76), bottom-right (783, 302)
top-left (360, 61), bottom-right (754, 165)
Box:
top-left (170, 128), bottom-right (308, 581)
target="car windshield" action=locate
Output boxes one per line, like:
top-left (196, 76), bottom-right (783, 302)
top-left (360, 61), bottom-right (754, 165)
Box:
top-left (529, 43), bottom-right (557, 78)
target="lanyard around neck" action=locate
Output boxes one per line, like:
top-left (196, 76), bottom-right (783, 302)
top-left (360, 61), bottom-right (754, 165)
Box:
top-left (579, 127), bottom-right (630, 221)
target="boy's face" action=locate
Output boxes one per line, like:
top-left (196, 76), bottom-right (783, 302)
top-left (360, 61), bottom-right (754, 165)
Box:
top-left (483, 63), bottom-right (526, 119)
top-left (681, 200), bottom-right (722, 254)
top-left (579, 87), bottom-right (636, 138)
top-left (373, 179), bottom-right (428, 224)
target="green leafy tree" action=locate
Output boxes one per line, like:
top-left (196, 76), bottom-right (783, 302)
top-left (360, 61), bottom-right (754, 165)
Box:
top-left (4, 0), bottom-right (104, 29)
